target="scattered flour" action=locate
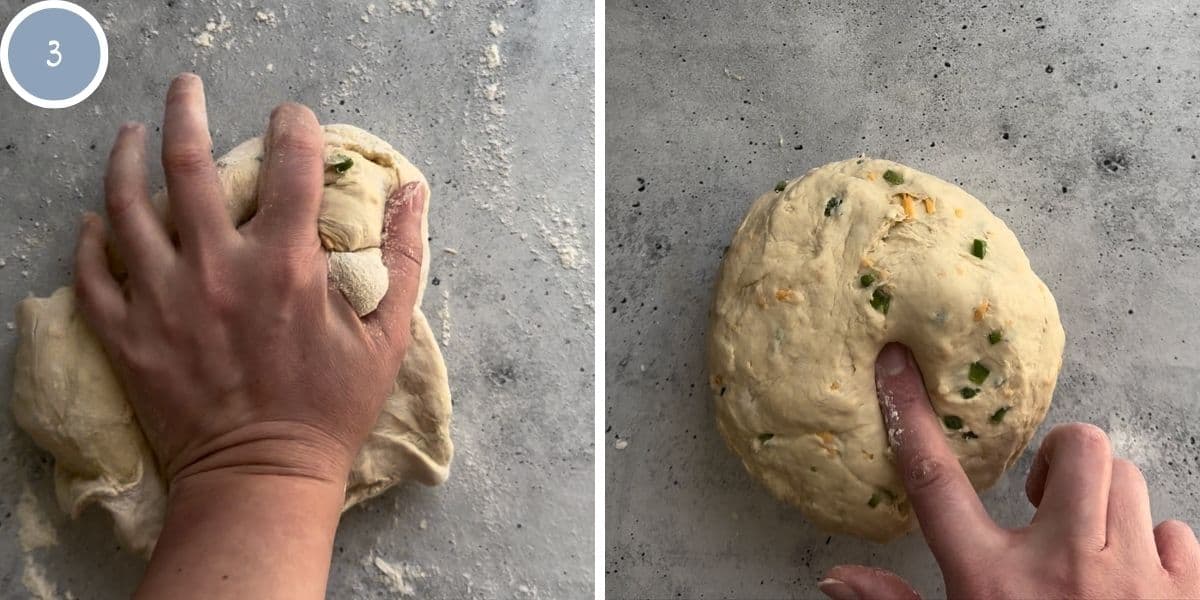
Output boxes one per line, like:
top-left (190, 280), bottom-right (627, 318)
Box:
top-left (483, 44), bottom-right (501, 69)
top-left (488, 20), bottom-right (505, 37)
top-left (615, 439), bottom-right (628, 450)
top-left (254, 10), bottom-right (278, 26)
top-left (22, 557), bottom-right (58, 600)
top-left (1107, 415), bottom-right (1164, 466)
top-left (371, 554), bottom-right (426, 596)
top-left (17, 484), bottom-right (57, 551)
top-left (532, 207), bottom-right (586, 270)
top-left (192, 30), bottom-right (214, 48)
top-left (390, 0), bottom-right (439, 18)
top-left (437, 290), bottom-right (452, 347)
top-left (191, 13), bottom-right (232, 49)
top-left (18, 485), bottom-right (60, 600)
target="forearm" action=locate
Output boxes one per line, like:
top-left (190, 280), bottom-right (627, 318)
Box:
top-left (136, 470), bottom-right (346, 600)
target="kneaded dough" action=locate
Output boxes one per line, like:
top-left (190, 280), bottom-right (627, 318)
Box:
top-left (708, 157), bottom-right (1064, 542)
top-left (11, 124), bottom-right (453, 557)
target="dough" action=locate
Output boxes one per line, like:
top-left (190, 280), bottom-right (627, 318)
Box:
top-left (11, 125), bottom-right (453, 557)
top-left (707, 157), bottom-right (1064, 542)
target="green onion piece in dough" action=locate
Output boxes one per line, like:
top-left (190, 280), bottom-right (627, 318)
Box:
top-left (990, 407), bottom-right (1010, 423)
top-left (870, 288), bottom-right (891, 315)
top-left (868, 493), bottom-right (882, 508)
top-left (758, 433), bottom-right (775, 443)
top-left (775, 180), bottom-right (788, 192)
top-left (968, 361), bottom-right (990, 385)
top-left (988, 330), bottom-right (1003, 344)
top-left (331, 155), bottom-right (354, 173)
top-left (960, 387), bottom-right (979, 399)
top-left (860, 273), bottom-right (876, 288)
top-left (962, 431), bottom-right (979, 440)
top-left (824, 197), bottom-right (842, 216)
top-left (971, 238), bottom-right (987, 259)
top-left (883, 170), bottom-right (904, 185)
top-left (943, 415), bottom-right (964, 430)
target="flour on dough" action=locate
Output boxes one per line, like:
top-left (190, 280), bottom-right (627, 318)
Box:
top-left (708, 158), bottom-right (1064, 542)
top-left (12, 125), bottom-right (453, 557)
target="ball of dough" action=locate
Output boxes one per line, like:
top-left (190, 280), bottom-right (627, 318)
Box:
top-left (11, 125), bottom-right (453, 557)
top-left (707, 158), bottom-right (1064, 542)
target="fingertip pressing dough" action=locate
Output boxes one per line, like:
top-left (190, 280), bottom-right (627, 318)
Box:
top-left (12, 124), bottom-right (453, 557)
top-left (707, 157), bottom-right (1064, 542)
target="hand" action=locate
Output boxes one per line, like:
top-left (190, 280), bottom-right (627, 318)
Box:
top-left (818, 343), bottom-right (1200, 599)
top-left (74, 73), bottom-right (425, 489)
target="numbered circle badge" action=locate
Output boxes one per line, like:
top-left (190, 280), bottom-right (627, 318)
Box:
top-left (1, 1), bottom-right (108, 109)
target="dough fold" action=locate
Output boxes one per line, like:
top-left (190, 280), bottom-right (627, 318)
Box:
top-left (12, 124), bottom-right (453, 556)
top-left (708, 157), bottom-right (1064, 542)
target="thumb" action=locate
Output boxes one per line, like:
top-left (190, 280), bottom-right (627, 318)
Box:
top-left (818, 564), bottom-right (921, 600)
top-left (365, 180), bottom-right (427, 359)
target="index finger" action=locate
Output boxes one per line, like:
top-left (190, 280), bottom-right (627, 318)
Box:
top-left (876, 342), bottom-right (1002, 565)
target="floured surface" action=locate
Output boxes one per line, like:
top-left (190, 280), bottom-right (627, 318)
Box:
top-left (606, 1), bottom-right (1200, 597)
top-left (0, 1), bottom-right (593, 597)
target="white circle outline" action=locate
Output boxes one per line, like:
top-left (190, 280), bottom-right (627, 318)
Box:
top-left (1, 1), bottom-right (108, 109)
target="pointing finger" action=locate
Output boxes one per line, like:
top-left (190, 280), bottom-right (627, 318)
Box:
top-left (876, 342), bottom-right (1001, 569)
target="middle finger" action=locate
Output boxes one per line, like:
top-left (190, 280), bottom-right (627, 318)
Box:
top-left (161, 73), bottom-right (236, 259)
top-left (1025, 423), bottom-right (1113, 548)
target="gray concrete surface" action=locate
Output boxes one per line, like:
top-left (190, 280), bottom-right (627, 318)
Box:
top-left (606, 1), bottom-right (1200, 597)
top-left (0, 0), bottom-right (593, 598)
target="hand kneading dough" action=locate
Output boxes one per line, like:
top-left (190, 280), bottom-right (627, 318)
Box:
top-left (11, 124), bottom-right (453, 557)
top-left (708, 158), bottom-right (1064, 542)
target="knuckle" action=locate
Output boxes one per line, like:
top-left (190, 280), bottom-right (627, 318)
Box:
top-left (162, 144), bottom-right (213, 174)
top-left (388, 241), bottom-right (424, 270)
top-left (272, 128), bottom-right (321, 156)
top-left (905, 454), bottom-right (956, 494)
top-left (192, 267), bottom-right (237, 316)
top-left (272, 260), bottom-right (313, 293)
top-left (104, 181), bottom-right (138, 217)
top-left (114, 339), bottom-right (154, 374)
top-left (73, 274), bottom-right (100, 308)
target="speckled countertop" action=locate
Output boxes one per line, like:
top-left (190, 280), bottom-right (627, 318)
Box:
top-left (605, 1), bottom-right (1200, 597)
top-left (0, 0), bottom-right (594, 597)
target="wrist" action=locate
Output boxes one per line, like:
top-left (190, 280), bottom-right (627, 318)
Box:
top-left (141, 460), bottom-right (346, 600)
top-left (166, 421), bottom-right (357, 490)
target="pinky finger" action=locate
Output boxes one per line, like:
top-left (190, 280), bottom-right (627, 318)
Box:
top-left (74, 213), bottom-right (127, 329)
top-left (1155, 520), bottom-right (1200, 576)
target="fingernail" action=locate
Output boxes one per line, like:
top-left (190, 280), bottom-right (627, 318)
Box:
top-left (877, 343), bottom-right (911, 377)
top-left (818, 578), bottom-right (860, 600)
top-left (407, 183), bottom-right (426, 215)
